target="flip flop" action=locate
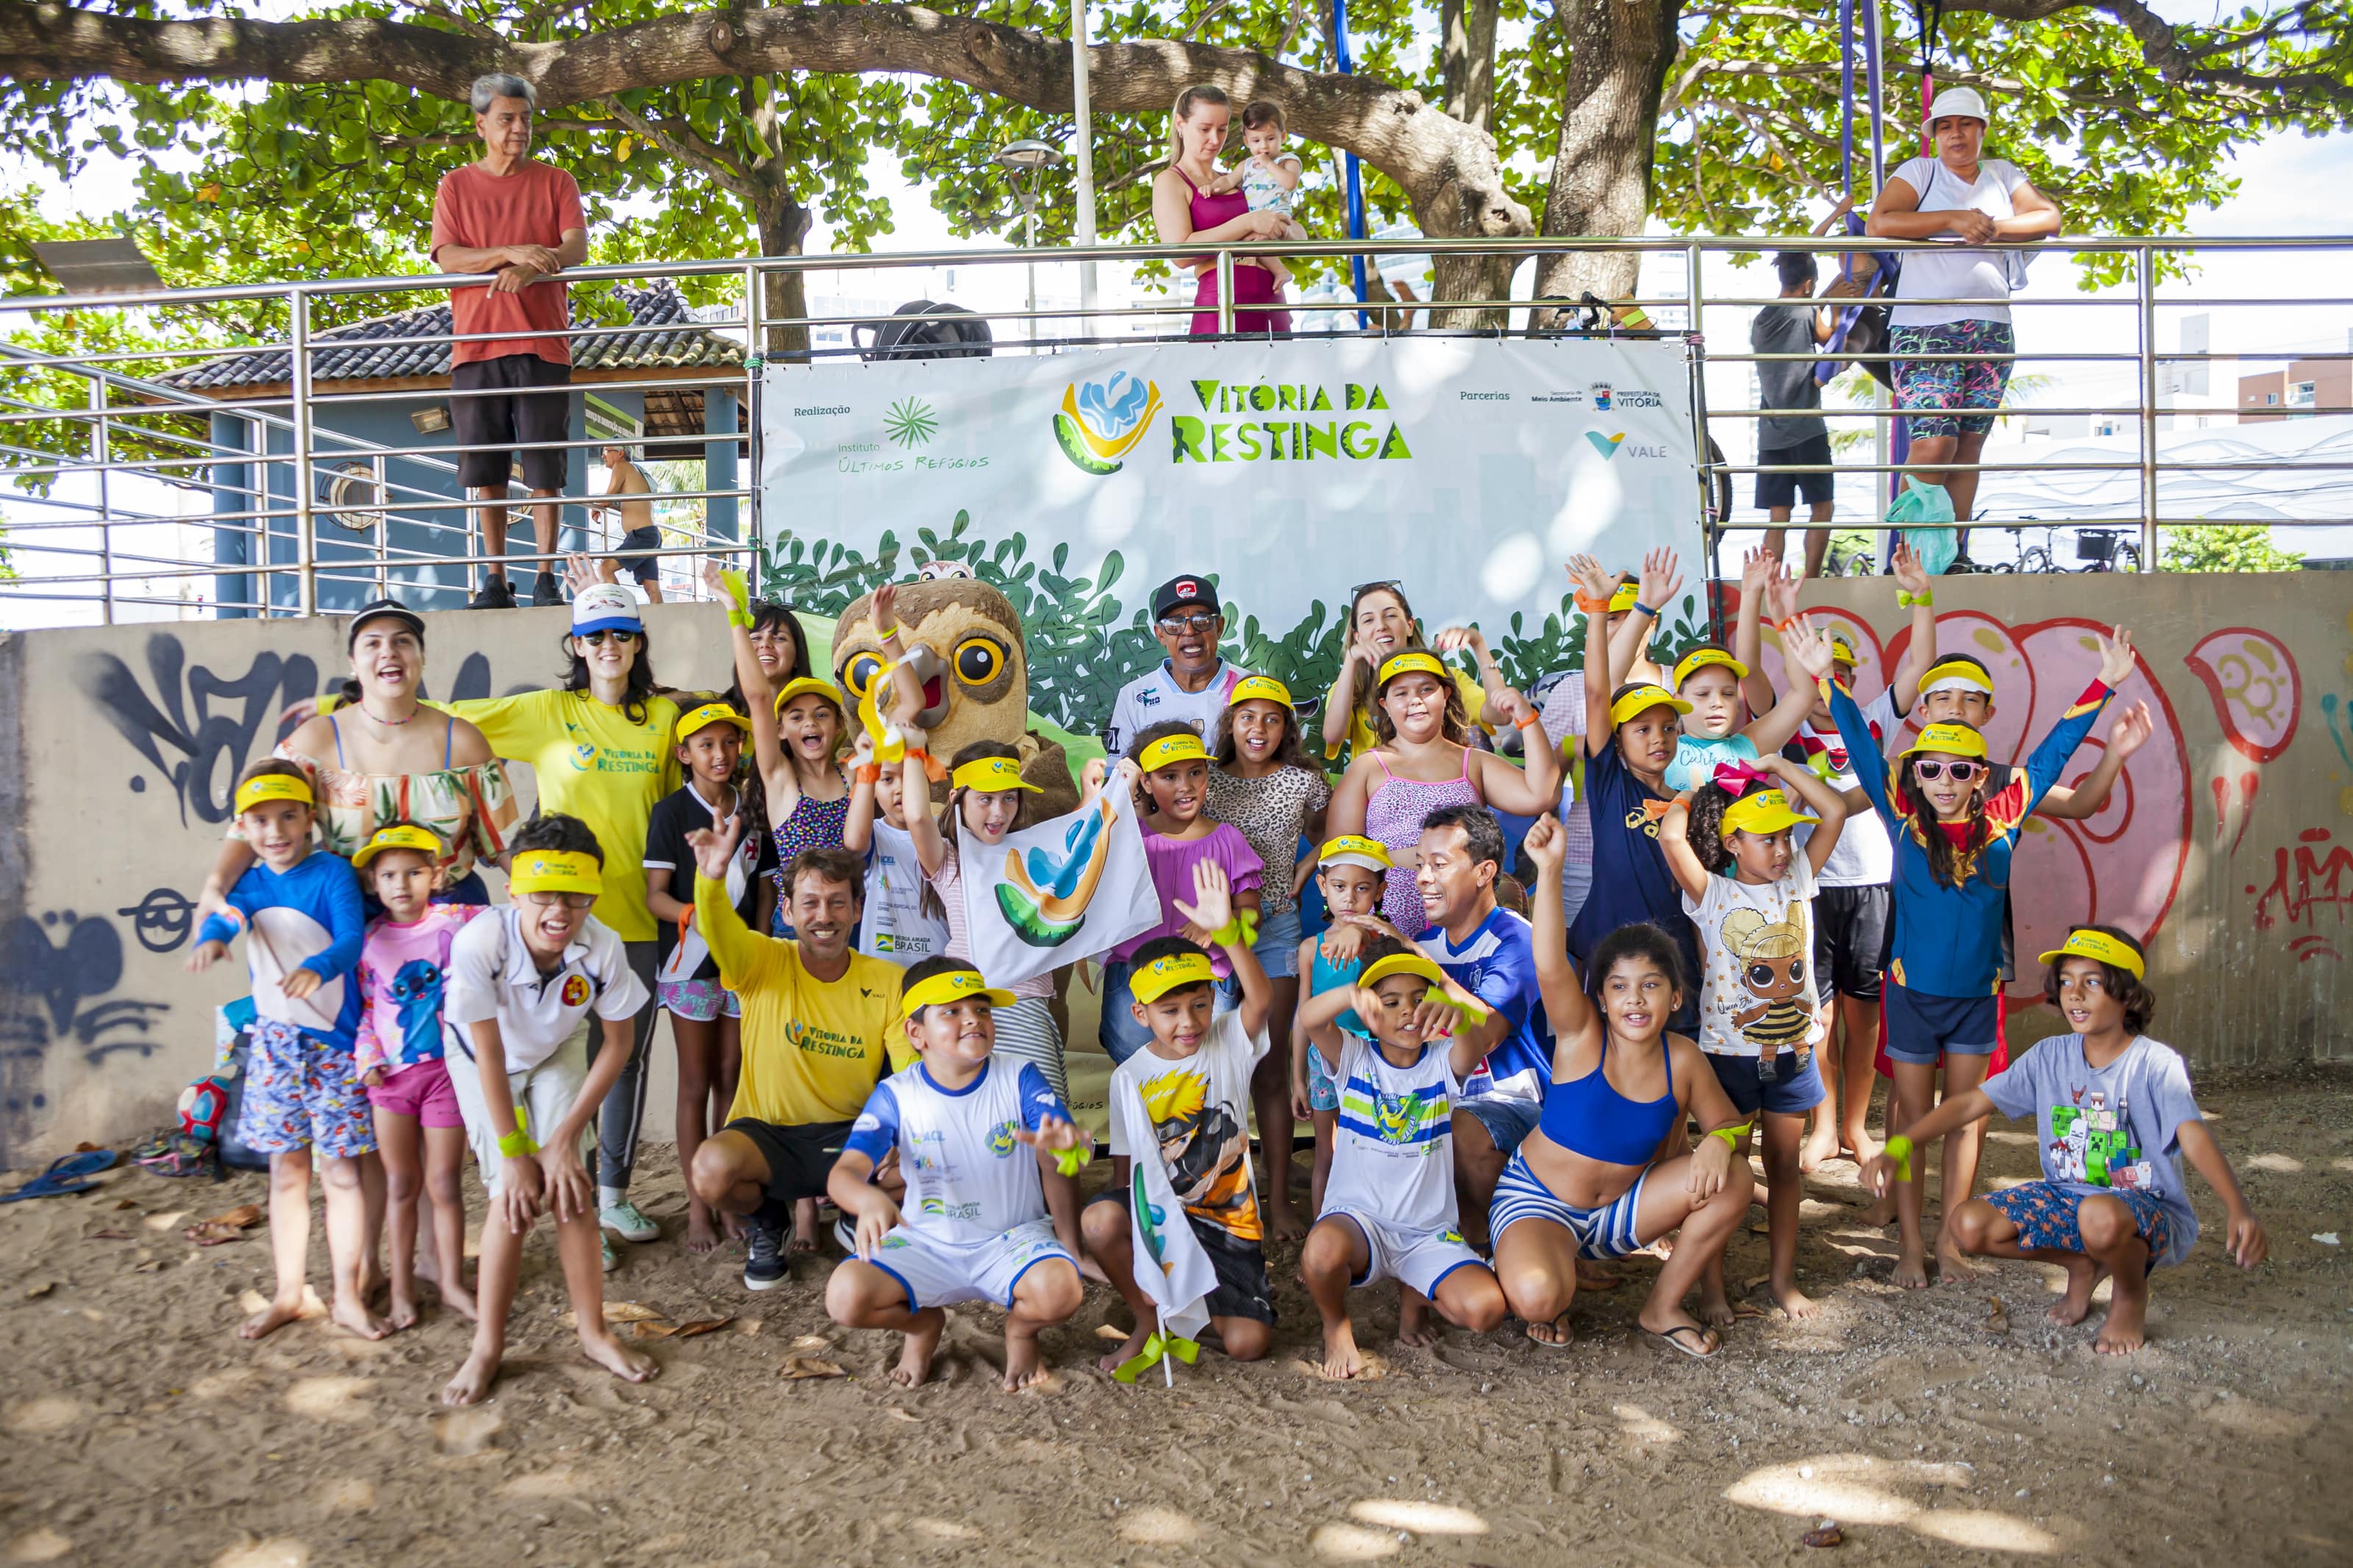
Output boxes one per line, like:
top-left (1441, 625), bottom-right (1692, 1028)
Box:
top-left (1646, 1322), bottom-right (1721, 1360)
top-left (1522, 1311), bottom-right (1574, 1350)
top-left (0, 1149), bottom-right (118, 1203)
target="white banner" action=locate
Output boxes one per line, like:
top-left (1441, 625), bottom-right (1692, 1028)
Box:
top-left (759, 337), bottom-right (1705, 720)
top-left (954, 788), bottom-right (1162, 987)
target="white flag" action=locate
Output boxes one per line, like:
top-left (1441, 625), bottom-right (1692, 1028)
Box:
top-left (954, 785), bottom-right (1162, 987)
top-left (1110, 1074), bottom-right (1215, 1347)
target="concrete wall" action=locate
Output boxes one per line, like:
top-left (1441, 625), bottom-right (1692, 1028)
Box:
top-left (2, 573), bottom-right (2346, 1166)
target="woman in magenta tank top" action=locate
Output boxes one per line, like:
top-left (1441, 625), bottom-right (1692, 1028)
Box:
top-left (1153, 85), bottom-right (1293, 337)
top-left (1327, 650), bottom-right (1563, 937)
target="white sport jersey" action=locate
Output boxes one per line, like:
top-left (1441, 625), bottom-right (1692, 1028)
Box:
top-left (843, 1056), bottom-right (1072, 1247)
top-left (1321, 1036), bottom-right (1463, 1237)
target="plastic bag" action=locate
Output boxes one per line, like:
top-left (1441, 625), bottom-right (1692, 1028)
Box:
top-left (1885, 477), bottom-right (1957, 575)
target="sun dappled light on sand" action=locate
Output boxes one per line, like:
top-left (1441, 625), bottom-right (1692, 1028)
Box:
top-left (1726, 1453), bottom-right (2061, 1553)
top-left (1116, 1508), bottom-right (1202, 1545)
top-left (1346, 1500), bottom-right (1488, 1535)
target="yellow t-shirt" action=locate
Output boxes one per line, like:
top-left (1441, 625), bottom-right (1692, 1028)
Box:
top-left (698, 874), bottom-right (908, 1126)
top-left (1328, 667), bottom-right (1491, 760)
top-left (449, 689), bottom-right (681, 942)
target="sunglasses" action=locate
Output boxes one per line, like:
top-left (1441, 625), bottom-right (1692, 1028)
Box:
top-left (1157, 613), bottom-right (1219, 634)
top-left (1911, 759), bottom-right (1983, 784)
top-left (1349, 580), bottom-right (1404, 602)
top-left (579, 629), bottom-right (638, 645)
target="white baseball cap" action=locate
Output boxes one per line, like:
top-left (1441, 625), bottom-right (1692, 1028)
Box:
top-left (1927, 86), bottom-right (1989, 124)
top-left (570, 582), bottom-right (643, 636)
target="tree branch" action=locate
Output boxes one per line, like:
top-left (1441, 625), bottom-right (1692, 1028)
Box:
top-left (0, 0), bottom-right (1530, 237)
top-left (596, 96), bottom-right (755, 201)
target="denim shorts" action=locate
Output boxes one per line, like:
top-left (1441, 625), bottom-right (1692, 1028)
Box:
top-left (1882, 981), bottom-right (1999, 1065)
top-left (1252, 908), bottom-right (1304, 979)
top-left (1707, 1050), bottom-right (1827, 1118)
top-left (1455, 1092), bottom-right (1542, 1156)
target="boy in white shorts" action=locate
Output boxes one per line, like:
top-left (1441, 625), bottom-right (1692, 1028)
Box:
top-left (1296, 940), bottom-right (1508, 1378)
top-left (440, 813), bottom-right (657, 1406)
top-left (824, 958), bottom-right (1089, 1393)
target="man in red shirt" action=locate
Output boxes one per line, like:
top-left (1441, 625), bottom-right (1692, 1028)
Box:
top-left (429, 74), bottom-right (588, 609)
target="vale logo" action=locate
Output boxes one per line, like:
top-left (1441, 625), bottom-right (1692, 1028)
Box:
top-left (1585, 431), bottom-right (1627, 459)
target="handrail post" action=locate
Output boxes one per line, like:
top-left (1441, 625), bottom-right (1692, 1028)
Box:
top-left (1215, 250), bottom-right (1236, 334)
top-left (292, 287), bottom-right (318, 617)
top-left (743, 259), bottom-right (763, 595)
top-left (2137, 246), bottom-right (2160, 570)
top-left (89, 371), bottom-right (113, 625)
top-left (1686, 241), bottom-right (1724, 609)
top-left (371, 451), bottom-right (390, 599)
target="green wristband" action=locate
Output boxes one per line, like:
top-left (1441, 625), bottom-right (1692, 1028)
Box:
top-left (1051, 1145), bottom-right (1092, 1178)
top-left (1708, 1120), bottom-right (1752, 1149)
top-left (498, 1109), bottom-right (538, 1159)
top-left (1883, 1134), bottom-right (1914, 1182)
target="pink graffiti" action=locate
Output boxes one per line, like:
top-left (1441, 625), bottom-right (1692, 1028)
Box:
top-left (2208, 770), bottom-right (2260, 856)
top-left (1760, 609), bottom-right (2193, 1011)
top-left (2184, 627), bottom-right (2302, 764)
top-left (2246, 827), bottom-right (2353, 950)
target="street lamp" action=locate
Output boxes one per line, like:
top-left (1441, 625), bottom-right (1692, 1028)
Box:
top-left (994, 137), bottom-right (1062, 346)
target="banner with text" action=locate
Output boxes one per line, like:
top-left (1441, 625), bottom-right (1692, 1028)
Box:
top-left (757, 337), bottom-right (1705, 731)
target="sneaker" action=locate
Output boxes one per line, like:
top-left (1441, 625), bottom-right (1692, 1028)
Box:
top-left (832, 1215), bottom-right (858, 1255)
top-left (467, 576), bottom-right (516, 610)
top-left (600, 1234), bottom-right (620, 1275)
top-left (599, 1199), bottom-right (660, 1243)
top-left (531, 570), bottom-right (565, 607)
top-left (744, 1216), bottom-right (788, 1292)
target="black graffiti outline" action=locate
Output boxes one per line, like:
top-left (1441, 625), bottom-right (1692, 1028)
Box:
top-left (76, 634), bottom-right (319, 826)
top-left (0, 912), bottom-right (174, 1067)
top-left (118, 887), bottom-right (196, 954)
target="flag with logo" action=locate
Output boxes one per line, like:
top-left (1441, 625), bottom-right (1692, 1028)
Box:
top-left (954, 785), bottom-right (1161, 987)
top-left (1110, 1071), bottom-right (1214, 1374)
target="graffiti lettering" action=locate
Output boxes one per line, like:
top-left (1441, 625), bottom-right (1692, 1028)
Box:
top-left (0, 911), bottom-right (172, 1064)
top-left (118, 887), bottom-right (196, 955)
top-left (76, 635), bottom-right (318, 826)
top-left (2246, 828), bottom-right (2353, 953)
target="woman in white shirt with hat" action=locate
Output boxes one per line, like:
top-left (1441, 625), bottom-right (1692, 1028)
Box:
top-left (1867, 87), bottom-right (2061, 567)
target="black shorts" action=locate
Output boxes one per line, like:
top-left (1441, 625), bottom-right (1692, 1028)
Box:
top-left (724, 1116), bottom-right (854, 1204)
top-left (1085, 1193), bottom-right (1277, 1325)
top-left (1755, 432), bottom-right (1835, 510)
top-left (613, 524), bottom-right (661, 584)
top-left (451, 353), bottom-right (571, 493)
top-left (1813, 883), bottom-right (1890, 1003)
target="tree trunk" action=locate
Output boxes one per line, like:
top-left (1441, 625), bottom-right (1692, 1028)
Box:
top-left (751, 179), bottom-right (812, 364)
top-left (1438, 0), bottom-right (1499, 131)
top-left (1532, 0), bottom-right (1682, 308)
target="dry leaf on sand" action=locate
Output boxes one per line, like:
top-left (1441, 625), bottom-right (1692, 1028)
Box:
top-left (24, 1281), bottom-right (55, 1299)
top-left (1093, 1324), bottom-right (1129, 1342)
top-left (1800, 1524), bottom-right (1844, 1547)
top-left (185, 1222), bottom-right (249, 1247)
top-left (202, 1204), bottom-right (263, 1229)
top-left (560, 1302), bottom-right (667, 1328)
top-left (779, 1356), bottom-right (846, 1380)
top-left (636, 1317), bottom-right (732, 1340)
top-left (89, 1230), bottom-right (132, 1242)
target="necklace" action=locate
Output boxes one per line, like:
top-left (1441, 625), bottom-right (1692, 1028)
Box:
top-left (362, 701), bottom-right (418, 728)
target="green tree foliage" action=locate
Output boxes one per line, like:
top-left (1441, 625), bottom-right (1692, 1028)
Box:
top-left (2160, 523), bottom-right (2307, 573)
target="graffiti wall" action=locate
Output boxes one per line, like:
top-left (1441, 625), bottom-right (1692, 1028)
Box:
top-left (1, 573), bottom-right (2345, 1164)
top-left (1775, 573), bottom-right (2349, 1067)
top-left (0, 604), bottom-right (742, 1170)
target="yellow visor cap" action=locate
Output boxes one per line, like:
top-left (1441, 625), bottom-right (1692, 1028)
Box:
top-left (1718, 788), bottom-right (1817, 839)
top-left (676, 702), bottom-right (751, 743)
top-left (1901, 722), bottom-right (1989, 760)
top-left (901, 968), bottom-right (1017, 1017)
top-left (234, 773), bottom-right (314, 815)
top-left (1129, 950), bottom-right (1218, 1003)
top-left (1920, 658), bottom-right (1995, 695)
top-left (1318, 834), bottom-right (1394, 873)
top-left (951, 755), bottom-right (1042, 794)
top-left (1607, 581), bottom-right (1640, 613)
top-left (1375, 651), bottom-right (1448, 689)
top-left (1137, 731), bottom-right (1211, 773)
top-left (508, 848), bottom-right (604, 898)
top-left (1357, 953), bottom-right (1488, 1026)
top-left (1228, 674), bottom-right (1294, 709)
top-left (1672, 647), bottom-right (1748, 689)
top-left (1609, 684), bottom-right (1693, 726)
top-left (2038, 928), bottom-right (2146, 979)
top-left (352, 822), bottom-right (444, 870)
top-left (773, 676), bottom-right (846, 715)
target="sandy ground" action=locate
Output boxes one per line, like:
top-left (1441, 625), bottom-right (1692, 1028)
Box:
top-left (1, 1067), bottom-right (2347, 1568)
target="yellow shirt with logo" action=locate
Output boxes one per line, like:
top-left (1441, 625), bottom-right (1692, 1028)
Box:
top-left (698, 873), bottom-right (910, 1126)
top-left (449, 690), bottom-right (681, 942)
top-left (1328, 667), bottom-right (1491, 761)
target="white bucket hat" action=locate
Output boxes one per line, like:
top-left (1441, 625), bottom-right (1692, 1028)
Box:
top-left (1928, 86), bottom-right (1989, 124)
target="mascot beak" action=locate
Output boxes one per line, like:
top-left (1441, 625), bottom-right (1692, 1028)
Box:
top-left (891, 644), bottom-right (953, 730)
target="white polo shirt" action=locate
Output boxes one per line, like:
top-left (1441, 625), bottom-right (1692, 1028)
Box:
top-left (446, 906), bottom-right (649, 1072)
top-left (1103, 659), bottom-right (1248, 758)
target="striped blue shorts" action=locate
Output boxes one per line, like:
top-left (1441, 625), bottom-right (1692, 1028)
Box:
top-left (1489, 1150), bottom-right (1652, 1260)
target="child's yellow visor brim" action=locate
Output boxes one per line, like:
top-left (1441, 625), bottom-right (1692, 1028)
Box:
top-left (507, 850), bottom-right (604, 897)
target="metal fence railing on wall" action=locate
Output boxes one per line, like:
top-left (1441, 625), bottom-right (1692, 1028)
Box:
top-left (1, 233), bottom-right (2346, 625)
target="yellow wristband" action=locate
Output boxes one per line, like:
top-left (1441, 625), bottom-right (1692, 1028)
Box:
top-left (1883, 1134), bottom-right (1914, 1181)
top-left (1209, 909), bottom-right (1260, 948)
top-left (1051, 1145), bottom-right (1092, 1178)
top-left (1708, 1120), bottom-right (1752, 1149)
top-left (497, 1109), bottom-right (538, 1159)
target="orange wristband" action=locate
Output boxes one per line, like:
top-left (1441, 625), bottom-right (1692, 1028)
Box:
top-left (1515, 712), bottom-right (1544, 731)
top-left (1573, 591), bottom-right (1611, 615)
top-left (856, 765), bottom-right (881, 784)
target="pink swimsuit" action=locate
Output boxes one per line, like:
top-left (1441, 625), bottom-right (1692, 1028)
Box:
top-left (1363, 747), bottom-right (1483, 937)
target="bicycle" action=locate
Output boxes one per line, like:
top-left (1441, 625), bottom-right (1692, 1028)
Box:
top-left (1988, 522), bottom-right (2140, 573)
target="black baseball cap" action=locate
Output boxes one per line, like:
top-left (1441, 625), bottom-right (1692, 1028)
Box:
top-left (347, 596), bottom-right (426, 650)
top-left (1151, 574), bottom-right (1221, 620)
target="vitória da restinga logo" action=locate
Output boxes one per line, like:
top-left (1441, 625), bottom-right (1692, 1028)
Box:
top-left (1053, 371), bottom-right (1164, 475)
top-left (1171, 377), bottom-right (1413, 463)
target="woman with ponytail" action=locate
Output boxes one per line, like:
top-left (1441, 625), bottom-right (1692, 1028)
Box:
top-left (1153, 84), bottom-right (1295, 337)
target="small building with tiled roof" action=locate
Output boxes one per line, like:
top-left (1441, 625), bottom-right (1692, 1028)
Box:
top-left (157, 279), bottom-right (748, 615)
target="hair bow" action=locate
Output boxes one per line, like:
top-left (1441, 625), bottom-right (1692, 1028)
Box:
top-left (1713, 760), bottom-right (1772, 793)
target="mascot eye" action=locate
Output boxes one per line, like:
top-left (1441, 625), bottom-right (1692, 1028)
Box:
top-left (954, 637), bottom-right (1006, 687)
top-left (843, 653), bottom-right (884, 698)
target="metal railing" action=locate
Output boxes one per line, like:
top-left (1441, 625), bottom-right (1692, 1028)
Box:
top-left (4, 230), bottom-right (2348, 623)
